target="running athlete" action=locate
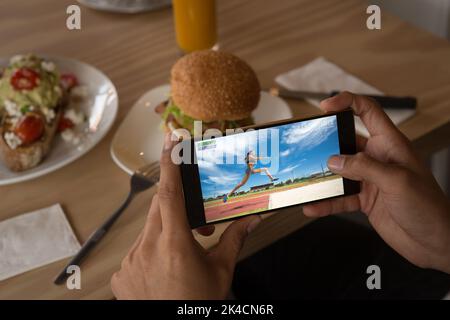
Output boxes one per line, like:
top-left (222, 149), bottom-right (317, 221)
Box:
top-left (223, 150), bottom-right (278, 203)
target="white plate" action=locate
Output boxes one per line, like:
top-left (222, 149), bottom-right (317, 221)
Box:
top-left (0, 57), bottom-right (118, 186)
top-left (111, 84), bottom-right (292, 175)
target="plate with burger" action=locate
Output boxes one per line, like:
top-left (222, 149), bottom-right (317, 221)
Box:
top-left (111, 50), bottom-right (292, 175)
top-left (0, 54), bottom-right (118, 185)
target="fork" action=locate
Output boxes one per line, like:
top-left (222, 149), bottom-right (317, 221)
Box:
top-left (54, 162), bottom-right (160, 285)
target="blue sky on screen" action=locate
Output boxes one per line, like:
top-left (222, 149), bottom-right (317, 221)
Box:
top-left (195, 115), bottom-right (340, 198)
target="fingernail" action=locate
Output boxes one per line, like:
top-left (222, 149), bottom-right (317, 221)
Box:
top-left (163, 132), bottom-right (172, 151)
top-left (328, 155), bottom-right (345, 171)
top-left (247, 216), bottom-right (262, 234)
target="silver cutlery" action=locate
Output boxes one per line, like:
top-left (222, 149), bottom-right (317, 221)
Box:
top-left (54, 161), bottom-right (160, 285)
top-left (270, 87), bottom-right (417, 110)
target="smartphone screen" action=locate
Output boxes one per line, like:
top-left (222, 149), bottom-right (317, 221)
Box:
top-left (180, 109), bottom-right (359, 228)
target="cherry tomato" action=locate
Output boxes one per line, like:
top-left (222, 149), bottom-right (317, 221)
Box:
top-left (10, 68), bottom-right (40, 91)
top-left (60, 73), bottom-right (78, 90)
top-left (14, 114), bottom-right (45, 145)
top-left (57, 117), bottom-right (74, 132)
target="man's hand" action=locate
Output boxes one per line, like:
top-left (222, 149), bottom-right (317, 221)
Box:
top-left (111, 134), bottom-right (261, 299)
top-left (303, 92), bottom-right (450, 274)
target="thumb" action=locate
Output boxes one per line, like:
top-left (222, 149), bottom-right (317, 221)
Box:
top-left (328, 152), bottom-right (392, 187)
top-left (211, 216), bottom-right (262, 271)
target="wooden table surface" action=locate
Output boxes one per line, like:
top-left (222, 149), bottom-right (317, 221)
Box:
top-left (1, 0), bottom-right (450, 299)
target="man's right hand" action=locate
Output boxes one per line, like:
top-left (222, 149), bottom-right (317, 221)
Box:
top-left (303, 92), bottom-right (450, 274)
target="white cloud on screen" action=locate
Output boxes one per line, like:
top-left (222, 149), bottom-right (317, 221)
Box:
top-left (282, 116), bottom-right (337, 150)
top-left (196, 128), bottom-right (272, 166)
top-left (202, 172), bottom-right (242, 185)
top-left (278, 164), bottom-right (301, 174)
top-left (277, 158), bottom-right (306, 174)
top-left (280, 149), bottom-right (291, 157)
top-left (197, 159), bottom-right (217, 172)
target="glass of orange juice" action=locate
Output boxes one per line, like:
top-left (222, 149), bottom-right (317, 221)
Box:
top-left (172, 0), bottom-right (218, 53)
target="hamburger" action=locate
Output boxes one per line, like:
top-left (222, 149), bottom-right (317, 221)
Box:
top-left (155, 50), bottom-right (260, 135)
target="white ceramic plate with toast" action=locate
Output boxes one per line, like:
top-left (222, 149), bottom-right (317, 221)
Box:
top-left (111, 84), bottom-right (292, 175)
top-left (0, 57), bottom-right (118, 186)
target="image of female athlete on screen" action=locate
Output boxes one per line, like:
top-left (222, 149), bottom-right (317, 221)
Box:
top-left (223, 150), bottom-right (279, 203)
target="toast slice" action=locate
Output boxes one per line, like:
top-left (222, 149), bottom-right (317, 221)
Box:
top-left (0, 107), bottom-right (62, 172)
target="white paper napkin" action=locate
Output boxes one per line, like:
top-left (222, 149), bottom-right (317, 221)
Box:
top-left (275, 57), bottom-right (416, 137)
top-left (0, 204), bottom-right (81, 281)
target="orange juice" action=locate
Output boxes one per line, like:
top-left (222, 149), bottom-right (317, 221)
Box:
top-left (172, 0), bottom-right (217, 53)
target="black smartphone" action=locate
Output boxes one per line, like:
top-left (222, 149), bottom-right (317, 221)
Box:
top-left (180, 109), bottom-right (360, 228)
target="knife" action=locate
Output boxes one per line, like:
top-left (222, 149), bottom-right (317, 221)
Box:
top-left (270, 87), bottom-right (417, 110)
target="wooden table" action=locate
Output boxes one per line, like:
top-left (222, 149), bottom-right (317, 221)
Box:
top-left (1, 0), bottom-right (449, 299)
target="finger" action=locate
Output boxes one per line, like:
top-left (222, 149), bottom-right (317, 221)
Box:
top-left (132, 194), bottom-right (161, 247)
top-left (129, 230), bottom-right (144, 253)
top-left (110, 272), bottom-right (122, 298)
top-left (124, 231), bottom-right (144, 269)
top-left (321, 92), bottom-right (400, 138)
top-left (356, 134), bottom-right (368, 151)
top-left (158, 132), bottom-right (191, 234)
top-left (141, 194), bottom-right (162, 240)
top-left (211, 216), bottom-right (261, 271)
top-left (303, 194), bottom-right (361, 217)
top-left (196, 225), bottom-right (216, 237)
top-left (328, 152), bottom-right (393, 187)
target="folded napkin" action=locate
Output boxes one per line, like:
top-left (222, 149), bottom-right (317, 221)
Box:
top-left (0, 204), bottom-right (80, 281)
top-left (275, 57), bottom-right (416, 137)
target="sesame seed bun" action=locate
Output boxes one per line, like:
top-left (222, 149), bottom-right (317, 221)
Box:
top-left (170, 50), bottom-right (260, 122)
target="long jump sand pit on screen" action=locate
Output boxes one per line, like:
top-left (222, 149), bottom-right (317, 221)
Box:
top-left (268, 178), bottom-right (344, 210)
